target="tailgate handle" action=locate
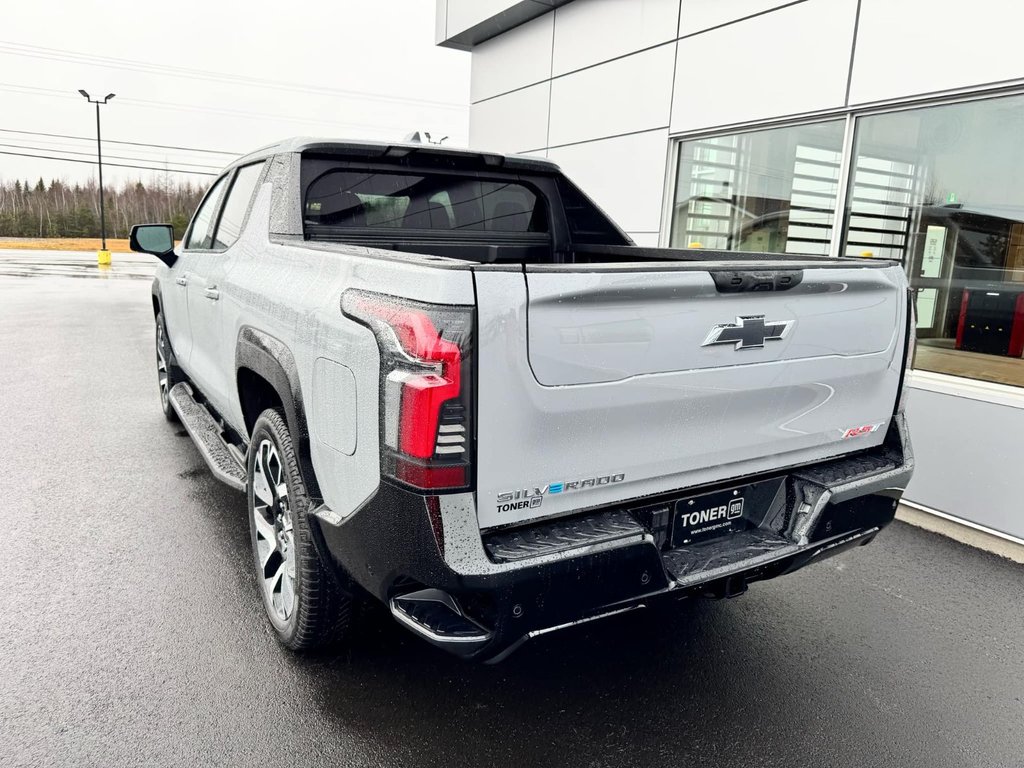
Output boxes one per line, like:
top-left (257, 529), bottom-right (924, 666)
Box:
top-left (712, 270), bottom-right (803, 293)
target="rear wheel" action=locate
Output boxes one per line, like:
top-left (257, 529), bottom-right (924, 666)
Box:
top-left (248, 408), bottom-right (353, 650)
top-left (155, 311), bottom-right (183, 422)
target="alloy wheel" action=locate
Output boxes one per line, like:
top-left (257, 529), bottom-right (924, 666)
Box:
top-left (156, 323), bottom-right (170, 409)
top-left (251, 439), bottom-right (297, 622)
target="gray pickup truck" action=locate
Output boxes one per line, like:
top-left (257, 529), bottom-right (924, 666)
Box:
top-left (131, 137), bottom-right (914, 662)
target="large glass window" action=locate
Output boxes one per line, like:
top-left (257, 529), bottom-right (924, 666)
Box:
top-left (213, 162), bottom-right (264, 250)
top-left (671, 120), bottom-right (845, 255)
top-left (303, 169), bottom-right (547, 235)
top-left (671, 96), bottom-right (1024, 389)
top-left (184, 175), bottom-right (227, 250)
top-left (844, 96), bottom-right (1024, 388)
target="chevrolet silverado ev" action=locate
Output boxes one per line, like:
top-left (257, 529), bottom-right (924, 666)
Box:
top-left (130, 138), bottom-right (915, 661)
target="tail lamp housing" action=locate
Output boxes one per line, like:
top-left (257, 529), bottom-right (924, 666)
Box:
top-left (342, 290), bottom-right (474, 491)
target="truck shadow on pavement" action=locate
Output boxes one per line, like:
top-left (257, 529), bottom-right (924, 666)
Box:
top-left (188, 466), bottom-right (952, 768)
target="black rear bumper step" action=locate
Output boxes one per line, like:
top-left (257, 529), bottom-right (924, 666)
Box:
top-left (168, 383), bottom-right (246, 492)
top-left (318, 418), bottom-right (912, 662)
top-left (791, 451), bottom-right (898, 487)
top-left (662, 529), bottom-right (794, 583)
top-left (483, 509), bottom-right (645, 563)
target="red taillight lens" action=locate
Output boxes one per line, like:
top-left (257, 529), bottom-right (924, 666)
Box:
top-left (342, 290), bottom-right (473, 491)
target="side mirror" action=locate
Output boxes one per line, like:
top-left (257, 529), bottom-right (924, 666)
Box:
top-left (130, 224), bottom-right (177, 267)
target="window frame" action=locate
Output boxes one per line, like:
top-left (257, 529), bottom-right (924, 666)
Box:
top-left (666, 85), bottom-right (1024, 250)
top-left (299, 159), bottom-right (554, 241)
top-left (210, 161), bottom-right (266, 251)
top-left (666, 116), bottom-right (850, 256)
top-left (665, 85), bottom-right (1024, 394)
top-left (182, 161), bottom-right (265, 254)
top-left (182, 173), bottom-right (230, 253)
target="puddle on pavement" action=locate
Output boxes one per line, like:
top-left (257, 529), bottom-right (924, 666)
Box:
top-left (0, 253), bottom-right (155, 280)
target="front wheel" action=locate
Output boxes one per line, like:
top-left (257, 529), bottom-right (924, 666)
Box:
top-left (155, 312), bottom-right (183, 422)
top-left (248, 408), bottom-right (353, 651)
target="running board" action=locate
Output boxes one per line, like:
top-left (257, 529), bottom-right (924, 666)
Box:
top-left (390, 589), bottom-right (493, 657)
top-left (168, 383), bottom-right (247, 492)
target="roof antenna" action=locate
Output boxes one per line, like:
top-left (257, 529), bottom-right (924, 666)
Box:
top-left (403, 131), bottom-right (448, 145)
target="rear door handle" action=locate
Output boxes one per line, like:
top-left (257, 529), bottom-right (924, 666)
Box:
top-left (203, 287), bottom-right (220, 301)
top-left (175, 274), bottom-right (189, 287)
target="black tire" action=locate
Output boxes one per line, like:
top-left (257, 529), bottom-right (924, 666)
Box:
top-left (247, 408), bottom-right (352, 651)
top-left (155, 311), bottom-right (184, 423)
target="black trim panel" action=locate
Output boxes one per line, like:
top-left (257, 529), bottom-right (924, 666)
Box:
top-left (235, 326), bottom-right (321, 499)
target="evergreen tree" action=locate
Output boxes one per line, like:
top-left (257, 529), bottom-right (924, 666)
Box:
top-left (0, 175), bottom-right (207, 239)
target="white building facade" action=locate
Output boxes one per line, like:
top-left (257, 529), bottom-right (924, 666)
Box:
top-left (436, 0), bottom-right (1024, 542)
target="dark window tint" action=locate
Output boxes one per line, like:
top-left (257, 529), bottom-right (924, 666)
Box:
top-left (304, 169), bottom-right (547, 234)
top-left (185, 175), bottom-right (228, 250)
top-left (214, 163), bottom-right (264, 249)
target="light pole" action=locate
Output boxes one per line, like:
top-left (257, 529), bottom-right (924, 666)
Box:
top-left (78, 90), bottom-right (115, 265)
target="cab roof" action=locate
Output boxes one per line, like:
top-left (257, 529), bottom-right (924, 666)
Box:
top-left (228, 136), bottom-right (560, 174)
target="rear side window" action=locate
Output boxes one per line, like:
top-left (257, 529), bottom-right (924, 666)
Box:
top-left (185, 175), bottom-right (228, 250)
top-left (213, 162), bottom-right (264, 249)
top-left (303, 168), bottom-right (547, 234)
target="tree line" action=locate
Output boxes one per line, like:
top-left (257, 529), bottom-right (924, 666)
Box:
top-left (0, 176), bottom-right (208, 239)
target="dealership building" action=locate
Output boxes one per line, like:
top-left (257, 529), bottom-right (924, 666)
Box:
top-left (436, 0), bottom-right (1024, 542)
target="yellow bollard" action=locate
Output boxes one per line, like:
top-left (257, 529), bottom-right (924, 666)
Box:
top-left (97, 249), bottom-right (112, 266)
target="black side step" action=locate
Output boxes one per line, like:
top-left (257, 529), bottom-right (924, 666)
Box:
top-left (168, 383), bottom-right (246, 492)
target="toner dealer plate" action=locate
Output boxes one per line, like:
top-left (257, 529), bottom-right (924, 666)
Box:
top-left (670, 477), bottom-right (786, 547)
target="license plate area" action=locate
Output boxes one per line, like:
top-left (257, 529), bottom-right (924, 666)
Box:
top-left (669, 477), bottom-right (787, 548)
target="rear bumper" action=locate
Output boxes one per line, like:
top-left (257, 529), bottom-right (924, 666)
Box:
top-left (317, 415), bottom-right (913, 662)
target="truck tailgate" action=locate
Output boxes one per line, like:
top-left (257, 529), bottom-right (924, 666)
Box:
top-left (472, 262), bottom-right (908, 530)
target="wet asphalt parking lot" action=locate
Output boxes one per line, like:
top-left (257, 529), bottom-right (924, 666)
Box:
top-left (1, 252), bottom-right (1023, 768)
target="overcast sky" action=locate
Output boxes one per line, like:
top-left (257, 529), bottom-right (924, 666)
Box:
top-left (0, 0), bottom-right (470, 187)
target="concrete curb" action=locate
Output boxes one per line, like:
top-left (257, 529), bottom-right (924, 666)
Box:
top-left (897, 503), bottom-right (1024, 564)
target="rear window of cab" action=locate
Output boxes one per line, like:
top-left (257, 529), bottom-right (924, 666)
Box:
top-left (302, 164), bottom-right (548, 235)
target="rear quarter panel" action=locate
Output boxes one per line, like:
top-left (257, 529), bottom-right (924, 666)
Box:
top-left (221, 181), bottom-right (476, 515)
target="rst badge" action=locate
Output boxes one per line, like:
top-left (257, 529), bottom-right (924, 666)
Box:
top-left (842, 423), bottom-right (883, 439)
top-left (702, 315), bottom-right (793, 350)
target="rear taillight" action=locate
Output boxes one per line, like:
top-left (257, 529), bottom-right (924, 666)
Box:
top-left (342, 290), bottom-right (474, 491)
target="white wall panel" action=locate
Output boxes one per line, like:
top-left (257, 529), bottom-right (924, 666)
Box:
top-left (436, 0), bottom-right (449, 43)
top-left (671, 0), bottom-right (857, 133)
top-left (549, 45), bottom-right (675, 147)
top-left (469, 82), bottom-right (551, 153)
top-left (628, 232), bottom-right (661, 246)
top-left (905, 387), bottom-right (1024, 540)
top-left (849, 0), bottom-right (1024, 105)
top-left (552, 0), bottom-right (680, 76)
top-left (471, 13), bottom-right (553, 102)
top-left (678, 0), bottom-right (804, 36)
top-left (548, 129), bottom-right (669, 232)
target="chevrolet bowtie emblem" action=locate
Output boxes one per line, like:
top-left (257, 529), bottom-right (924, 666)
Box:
top-left (702, 315), bottom-right (793, 350)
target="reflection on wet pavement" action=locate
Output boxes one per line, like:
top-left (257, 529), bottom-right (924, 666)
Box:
top-left (0, 249), bottom-right (156, 280)
top-left (2, 254), bottom-right (1023, 768)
